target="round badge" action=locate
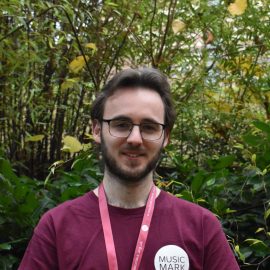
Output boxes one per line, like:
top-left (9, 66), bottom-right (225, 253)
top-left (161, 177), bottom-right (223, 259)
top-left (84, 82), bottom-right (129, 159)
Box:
top-left (154, 245), bottom-right (189, 270)
top-left (141, 225), bottom-right (149, 232)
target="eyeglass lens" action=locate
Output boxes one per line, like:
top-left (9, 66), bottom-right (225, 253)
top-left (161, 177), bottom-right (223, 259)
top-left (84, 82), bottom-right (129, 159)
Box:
top-left (108, 119), bottom-right (163, 140)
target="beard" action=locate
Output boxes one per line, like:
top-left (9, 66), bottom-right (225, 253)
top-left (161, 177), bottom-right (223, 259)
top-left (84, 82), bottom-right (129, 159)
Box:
top-left (100, 135), bottom-right (163, 183)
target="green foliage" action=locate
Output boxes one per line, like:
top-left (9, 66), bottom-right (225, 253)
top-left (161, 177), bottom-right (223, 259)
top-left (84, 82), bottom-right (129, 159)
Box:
top-left (0, 153), bottom-right (100, 269)
top-left (159, 120), bottom-right (270, 268)
top-left (0, 157), bottom-right (38, 268)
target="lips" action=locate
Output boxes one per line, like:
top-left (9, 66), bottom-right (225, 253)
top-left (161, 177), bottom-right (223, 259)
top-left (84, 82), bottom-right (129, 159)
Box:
top-left (126, 154), bottom-right (140, 158)
top-left (124, 152), bottom-right (143, 158)
top-left (122, 151), bottom-right (145, 159)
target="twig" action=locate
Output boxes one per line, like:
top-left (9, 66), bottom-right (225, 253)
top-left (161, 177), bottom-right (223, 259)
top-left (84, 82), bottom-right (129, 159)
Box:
top-left (0, 5), bottom-right (98, 90)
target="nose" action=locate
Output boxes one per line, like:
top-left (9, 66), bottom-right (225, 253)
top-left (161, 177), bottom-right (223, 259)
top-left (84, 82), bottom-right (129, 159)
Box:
top-left (126, 125), bottom-right (143, 145)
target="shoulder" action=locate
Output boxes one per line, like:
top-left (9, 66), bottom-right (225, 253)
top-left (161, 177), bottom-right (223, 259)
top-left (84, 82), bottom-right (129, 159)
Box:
top-left (155, 191), bottom-right (240, 269)
top-left (36, 191), bottom-right (98, 232)
top-left (48, 191), bottom-right (95, 214)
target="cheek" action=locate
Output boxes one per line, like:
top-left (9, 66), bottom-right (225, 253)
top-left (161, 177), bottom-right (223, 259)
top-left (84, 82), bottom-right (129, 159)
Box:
top-left (102, 133), bottom-right (124, 151)
top-left (146, 142), bottom-right (164, 154)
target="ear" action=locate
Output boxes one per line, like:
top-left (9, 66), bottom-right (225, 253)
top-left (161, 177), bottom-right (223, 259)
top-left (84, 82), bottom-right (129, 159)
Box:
top-left (162, 129), bottom-right (170, 148)
top-left (92, 119), bottom-right (101, 143)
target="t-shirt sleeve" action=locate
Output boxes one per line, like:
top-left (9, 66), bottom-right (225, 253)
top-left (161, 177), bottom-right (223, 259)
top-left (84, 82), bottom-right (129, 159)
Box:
top-left (202, 210), bottom-right (240, 270)
top-left (18, 212), bottom-right (58, 270)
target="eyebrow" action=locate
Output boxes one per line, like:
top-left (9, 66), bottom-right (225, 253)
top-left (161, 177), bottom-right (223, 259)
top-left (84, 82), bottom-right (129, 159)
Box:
top-left (109, 115), bottom-right (164, 125)
top-left (109, 116), bottom-right (132, 121)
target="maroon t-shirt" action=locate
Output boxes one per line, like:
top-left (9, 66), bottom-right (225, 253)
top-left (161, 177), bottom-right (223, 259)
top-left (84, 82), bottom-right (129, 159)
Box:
top-left (19, 190), bottom-right (240, 270)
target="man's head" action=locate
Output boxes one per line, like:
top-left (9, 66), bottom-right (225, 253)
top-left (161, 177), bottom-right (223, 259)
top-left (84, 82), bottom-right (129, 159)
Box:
top-left (91, 67), bottom-right (176, 183)
top-left (90, 67), bottom-right (176, 132)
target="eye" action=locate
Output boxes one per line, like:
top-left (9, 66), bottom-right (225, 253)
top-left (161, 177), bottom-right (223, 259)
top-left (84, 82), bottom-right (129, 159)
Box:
top-left (111, 120), bottom-right (131, 130)
top-left (141, 123), bottom-right (160, 133)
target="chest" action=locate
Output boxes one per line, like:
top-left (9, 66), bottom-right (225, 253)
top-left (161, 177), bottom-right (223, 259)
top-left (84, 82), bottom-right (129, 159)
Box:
top-left (57, 212), bottom-right (199, 270)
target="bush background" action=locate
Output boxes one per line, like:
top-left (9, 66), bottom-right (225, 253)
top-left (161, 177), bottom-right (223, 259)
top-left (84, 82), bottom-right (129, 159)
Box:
top-left (0, 0), bottom-right (270, 269)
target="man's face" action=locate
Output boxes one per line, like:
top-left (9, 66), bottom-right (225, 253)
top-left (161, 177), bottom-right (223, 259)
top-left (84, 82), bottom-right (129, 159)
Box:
top-left (93, 87), bottom-right (169, 183)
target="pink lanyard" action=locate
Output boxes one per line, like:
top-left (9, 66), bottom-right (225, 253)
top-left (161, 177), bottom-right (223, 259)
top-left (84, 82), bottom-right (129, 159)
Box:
top-left (98, 182), bottom-right (157, 270)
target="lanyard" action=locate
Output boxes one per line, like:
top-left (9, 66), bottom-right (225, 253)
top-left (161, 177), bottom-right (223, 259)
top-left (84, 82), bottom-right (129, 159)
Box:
top-left (98, 182), bottom-right (157, 270)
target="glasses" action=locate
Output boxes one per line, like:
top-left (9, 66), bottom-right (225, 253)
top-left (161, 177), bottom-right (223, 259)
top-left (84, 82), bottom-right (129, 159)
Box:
top-left (102, 118), bottom-right (166, 141)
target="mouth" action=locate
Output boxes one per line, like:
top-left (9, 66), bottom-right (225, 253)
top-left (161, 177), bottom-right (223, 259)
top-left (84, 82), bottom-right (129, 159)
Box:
top-left (122, 152), bottom-right (144, 159)
top-left (126, 153), bottom-right (140, 158)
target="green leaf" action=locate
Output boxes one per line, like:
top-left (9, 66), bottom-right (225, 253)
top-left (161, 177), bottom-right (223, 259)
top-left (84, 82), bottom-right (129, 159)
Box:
top-left (105, 1), bottom-right (119, 7)
top-left (251, 154), bottom-right (256, 164)
top-left (177, 190), bottom-right (194, 202)
top-left (225, 208), bottom-right (237, 214)
top-left (253, 120), bottom-right (270, 135)
top-left (264, 208), bottom-right (270, 220)
top-left (25, 134), bottom-right (44, 142)
top-left (19, 193), bottom-right (39, 214)
top-left (255, 228), bottom-right (265, 234)
top-left (235, 245), bottom-right (245, 262)
top-left (242, 134), bottom-right (262, 147)
top-left (191, 171), bottom-right (205, 194)
top-left (0, 158), bottom-right (19, 181)
top-left (0, 243), bottom-right (12, 251)
top-left (214, 155), bottom-right (235, 170)
top-left (244, 238), bottom-right (267, 247)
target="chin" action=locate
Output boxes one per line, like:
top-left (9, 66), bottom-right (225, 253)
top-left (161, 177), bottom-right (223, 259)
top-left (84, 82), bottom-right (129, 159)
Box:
top-left (110, 166), bottom-right (151, 183)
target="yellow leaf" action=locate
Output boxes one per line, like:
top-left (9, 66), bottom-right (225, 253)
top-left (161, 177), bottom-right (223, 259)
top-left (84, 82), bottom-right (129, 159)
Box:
top-left (196, 198), bottom-right (206, 203)
top-left (49, 160), bottom-right (64, 170)
top-left (228, 0), bottom-right (247, 16)
top-left (172, 19), bottom-right (186, 34)
top-left (62, 136), bottom-right (83, 153)
top-left (262, 168), bottom-right (267, 176)
top-left (61, 81), bottom-right (74, 91)
top-left (244, 238), bottom-right (266, 246)
top-left (82, 143), bottom-right (91, 151)
top-left (265, 208), bottom-right (270, 220)
top-left (25, 135), bottom-right (44, 142)
top-left (233, 143), bottom-right (244, 149)
top-left (60, 78), bottom-right (80, 91)
top-left (225, 208), bottom-right (237, 214)
top-left (85, 43), bottom-right (97, 51)
top-left (48, 39), bottom-right (55, 49)
top-left (84, 133), bottom-right (94, 140)
top-left (69, 56), bottom-right (89, 74)
top-left (251, 154), bottom-right (256, 164)
top-left (219, 103), bottom-right (232, 113)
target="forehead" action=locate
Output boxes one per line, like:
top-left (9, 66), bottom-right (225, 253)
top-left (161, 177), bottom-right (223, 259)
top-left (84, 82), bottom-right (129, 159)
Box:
top-left (103, 87), bottom-right (165, 122)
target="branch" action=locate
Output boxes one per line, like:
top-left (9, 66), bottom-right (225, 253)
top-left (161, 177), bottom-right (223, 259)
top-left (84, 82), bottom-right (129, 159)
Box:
top-left (149, 0), bottom-right (157, 66)
top-left (104, 13), bottom-right (137, 81)
top-left (239, 45), bottom-right (264, 102)
top-left (0, 5), bottom-right (98, 90)
top-left (156, 0), bottom-right (177, 65)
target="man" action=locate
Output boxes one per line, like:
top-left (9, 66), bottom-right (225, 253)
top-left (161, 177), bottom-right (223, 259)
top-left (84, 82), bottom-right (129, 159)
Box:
top-left (19, 68), bottom-right (240, 270)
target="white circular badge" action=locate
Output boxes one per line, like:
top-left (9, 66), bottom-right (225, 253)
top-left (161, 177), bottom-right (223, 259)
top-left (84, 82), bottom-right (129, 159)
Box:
top-left (154, 245), bottom-right (189, 270)
top-left (141, 225), bottom-right (149, 232)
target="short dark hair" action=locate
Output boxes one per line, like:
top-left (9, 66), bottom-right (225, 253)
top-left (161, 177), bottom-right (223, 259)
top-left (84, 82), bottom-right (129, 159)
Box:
top-left (90, 67), bottom-right (176, 132)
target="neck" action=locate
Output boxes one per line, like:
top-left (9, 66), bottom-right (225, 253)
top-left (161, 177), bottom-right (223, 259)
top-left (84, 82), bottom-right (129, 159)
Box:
top-left (94, 173), bottom-right (159, 209)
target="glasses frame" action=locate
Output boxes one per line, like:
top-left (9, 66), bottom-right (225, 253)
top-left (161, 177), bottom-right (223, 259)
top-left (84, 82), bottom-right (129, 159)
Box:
top-left (102, 118), bottom-right (166, 141)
